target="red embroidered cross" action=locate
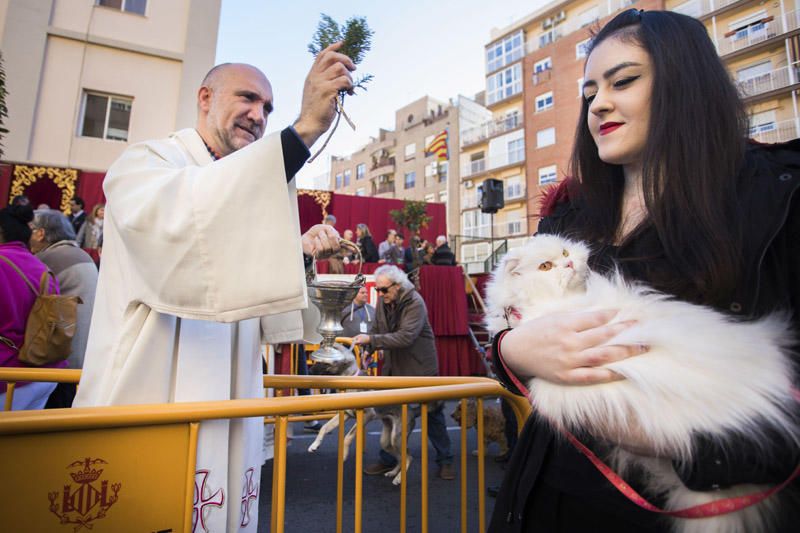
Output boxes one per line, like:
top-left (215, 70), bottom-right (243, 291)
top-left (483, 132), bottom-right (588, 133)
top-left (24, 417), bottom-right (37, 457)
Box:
top-left (192, 470), bottom-right (224, 533)
top-left (240, 467), bottom-right (260, 527)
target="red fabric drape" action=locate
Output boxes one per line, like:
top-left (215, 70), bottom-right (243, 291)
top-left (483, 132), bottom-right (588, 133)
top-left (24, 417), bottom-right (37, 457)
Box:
top-left (77, 171), bottom-right (107, 212)
top-left (327, 193), bottom-right (446, 243)
top-left (298, 192), bottom-right (331, 233)
top-left (21, 178), bottom-right (64, 210)
top-left (0, 164), bottom-right (12, 206)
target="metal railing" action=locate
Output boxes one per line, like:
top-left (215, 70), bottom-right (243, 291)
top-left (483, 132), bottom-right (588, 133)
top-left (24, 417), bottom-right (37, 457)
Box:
top-left (461, 114), bottom-right (522, 147)
top-left (737, 63), bottom-right (800, 98)
top-left (461, 152), bottom-right (525, 179)
top-left (749, 118), bottom-right (800, 143)
top-left (716, 10), bottom-right (800, 57)
top-left (0, 368), bottom-right (530, 533)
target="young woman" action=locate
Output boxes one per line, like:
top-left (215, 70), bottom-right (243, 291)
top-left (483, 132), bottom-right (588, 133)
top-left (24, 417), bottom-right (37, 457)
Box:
top-left (76, 203), bottom-right (104, 250)
top-left (490, 10), bottom-right (799, 532)
top-left (355, 223), bottom-right (379, 263)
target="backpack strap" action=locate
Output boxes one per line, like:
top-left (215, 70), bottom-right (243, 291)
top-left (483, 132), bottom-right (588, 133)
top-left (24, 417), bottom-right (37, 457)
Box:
top-left (37, 270), bottom-right (55, 296)
top-left (0, 255), bottom-right (39, 296)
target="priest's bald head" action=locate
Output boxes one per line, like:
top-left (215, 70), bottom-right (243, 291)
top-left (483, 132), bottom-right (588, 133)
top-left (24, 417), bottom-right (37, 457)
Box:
top-left (196, 63), bottom-right (274, 158)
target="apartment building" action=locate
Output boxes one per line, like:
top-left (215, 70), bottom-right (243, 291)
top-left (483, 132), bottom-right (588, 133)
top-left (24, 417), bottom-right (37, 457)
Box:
top-left (329, 95), bottom-right (487, 239)
top-left (0, 0), bottom-right (221, 171)
top-left (669, 0), bottom-right (800, 147)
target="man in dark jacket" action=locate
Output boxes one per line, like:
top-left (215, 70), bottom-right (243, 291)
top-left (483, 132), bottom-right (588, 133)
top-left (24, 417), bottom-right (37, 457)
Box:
top-left (430, 235), bottom-right (456, 266)
top-left (68, 197), bottom-right (87, 235)
top-left (353, 265), bottom-right (455, 479)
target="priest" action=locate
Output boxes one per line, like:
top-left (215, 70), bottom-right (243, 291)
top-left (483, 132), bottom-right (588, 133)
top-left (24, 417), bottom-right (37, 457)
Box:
top-left (74, 43), bottom-right (356, 531)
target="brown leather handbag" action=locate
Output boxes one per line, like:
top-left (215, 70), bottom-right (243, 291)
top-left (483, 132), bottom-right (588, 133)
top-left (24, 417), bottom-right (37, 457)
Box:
top-left (0, 255), bottom-right (81, 366)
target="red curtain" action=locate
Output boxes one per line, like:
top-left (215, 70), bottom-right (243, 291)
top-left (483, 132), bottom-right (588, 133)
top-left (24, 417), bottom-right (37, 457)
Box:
top-left (77, 171), bottom-right (107, 211)
top-left (325, 193), bottom-right (446, 243)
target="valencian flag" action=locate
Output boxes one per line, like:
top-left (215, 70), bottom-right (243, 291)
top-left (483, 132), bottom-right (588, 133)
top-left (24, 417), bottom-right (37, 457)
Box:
top-left (425, 130), bottom-right (449, 161)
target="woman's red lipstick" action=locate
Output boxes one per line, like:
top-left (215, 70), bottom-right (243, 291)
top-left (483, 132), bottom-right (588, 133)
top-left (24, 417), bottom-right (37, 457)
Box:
top-left (599, 122), bottom-right (623, 135)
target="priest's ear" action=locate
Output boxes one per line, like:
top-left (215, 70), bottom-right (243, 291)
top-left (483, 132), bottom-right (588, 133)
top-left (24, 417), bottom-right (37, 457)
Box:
top-left (197, 85), bottom-right (214, 114)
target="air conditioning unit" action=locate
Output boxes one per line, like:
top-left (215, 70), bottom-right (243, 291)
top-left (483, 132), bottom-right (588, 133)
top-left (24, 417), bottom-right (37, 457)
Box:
top-left (543, 17), bottom-right (553, 29)
top-left (465, 181), bottom-right (474, 189)
top-left (555, 11), bottom-right (566, 23)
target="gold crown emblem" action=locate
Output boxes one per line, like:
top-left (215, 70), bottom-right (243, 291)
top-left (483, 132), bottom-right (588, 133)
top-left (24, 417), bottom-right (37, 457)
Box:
top-left (70, 468), bottom-right (103, 484)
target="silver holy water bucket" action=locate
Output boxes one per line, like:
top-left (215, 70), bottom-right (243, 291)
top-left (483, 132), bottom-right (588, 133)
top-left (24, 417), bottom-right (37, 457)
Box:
top-left (306, 239), bottom-right (365, 363)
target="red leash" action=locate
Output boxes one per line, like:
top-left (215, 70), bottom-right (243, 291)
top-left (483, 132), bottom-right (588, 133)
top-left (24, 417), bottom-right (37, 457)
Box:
top-left (495, 332), bottom-right (799, 518)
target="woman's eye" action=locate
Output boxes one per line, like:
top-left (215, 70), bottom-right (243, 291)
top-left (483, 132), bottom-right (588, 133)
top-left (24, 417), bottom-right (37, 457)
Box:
top-left (562, 249), bottom-right (569, 257)
top-left (613, 76), bottom-right (639, 88)
top-left (539, 261), bottom-right (553, 271)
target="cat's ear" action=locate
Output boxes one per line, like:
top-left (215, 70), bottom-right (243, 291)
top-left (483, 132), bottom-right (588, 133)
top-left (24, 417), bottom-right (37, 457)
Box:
top-left (503, 256), bottom-right (522, 277)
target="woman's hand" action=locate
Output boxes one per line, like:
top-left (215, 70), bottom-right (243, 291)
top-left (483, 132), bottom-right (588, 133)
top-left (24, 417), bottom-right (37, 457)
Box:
top-left (500, 309), bottom-right (647, 385)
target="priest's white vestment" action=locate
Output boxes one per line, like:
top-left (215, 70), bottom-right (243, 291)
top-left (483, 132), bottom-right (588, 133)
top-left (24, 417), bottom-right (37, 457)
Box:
top-left (74, 128), bottom-right (318, 532)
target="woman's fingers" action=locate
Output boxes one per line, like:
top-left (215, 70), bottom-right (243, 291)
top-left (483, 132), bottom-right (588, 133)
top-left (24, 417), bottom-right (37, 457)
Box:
top-left (561, 366), bottom-right (625, 385)
top-left (574, 318), bottom-right (636, 348)
top-left (574, 343), bottom-right (649, 367)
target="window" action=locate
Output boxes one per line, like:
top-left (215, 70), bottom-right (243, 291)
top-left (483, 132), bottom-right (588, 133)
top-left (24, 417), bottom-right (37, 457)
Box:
top-left (506, 175), bottom-right (523, 200)
top-left (536, 127), bottom-right (555, 148)
top-left (539, 30), bottom-right (556, 48)
top-left (356, 187), bottom-right (366, 196)
top-left (97, 0), bottom-right (147, 15)
top-left (438, 161), bottom-right (448, 182)
top-left (729, 11), bottom-right (769, 42)
top-left (439, 190), bottom-right (448, 203)
top-left (673, 0), bottom-right (702, 18)
top-left (335, 174), bottom-right (342, 189)
top-left (535, 92), bottom-right (554, 112)
top-left (507, 138), bottom-right (525, 163)
top-left (462, 211), bottom-right (492, 238)
top-left (579, 6), bottom-right (599, 28)
top-left (534, 57), bottom-right (552, 73)
top-left (487, 63), bottom-right (522, 105)
top-left (748, 110), bottom-right (777, 136)
top-left (343, 169), bottom-right (351, 187)
top-left (486, 30), bottom-right (524, 73)
top-left (405, 143), bottom-right (416, 160)
top-left (737, 61), bottom-right (771, 82)
top-left (356, 163), bottom-right (366, 180)
top-left (576, 38), bottom-right (591, 59)
top-left (404, 171), bottom-right (416, 189)
top-left (538, 165), bottom-right (558, 185)
top-left (80, 92), bottom-right (133, 141)
top-left (424, 193), bottom-right (436, 202)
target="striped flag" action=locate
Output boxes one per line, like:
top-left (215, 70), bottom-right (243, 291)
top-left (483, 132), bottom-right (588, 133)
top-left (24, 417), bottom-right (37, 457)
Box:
top-left (425, 130), bottom-right (449, 161)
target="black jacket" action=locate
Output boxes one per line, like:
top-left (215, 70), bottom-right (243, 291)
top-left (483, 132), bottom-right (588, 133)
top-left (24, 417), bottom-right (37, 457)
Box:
top-left (431, 244), bottom-right (456, 266)
top-left (489, 141), bottom-right (800, 532)
top-left (359, 235), bottom-right (379, 263)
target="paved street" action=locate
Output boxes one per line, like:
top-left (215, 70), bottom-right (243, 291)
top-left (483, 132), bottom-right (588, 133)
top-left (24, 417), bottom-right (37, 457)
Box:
top-left (259, 400), bottom-right (510, 533)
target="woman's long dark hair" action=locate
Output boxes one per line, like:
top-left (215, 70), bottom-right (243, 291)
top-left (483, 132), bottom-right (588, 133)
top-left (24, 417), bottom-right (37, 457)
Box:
top-left (569, 9), bottom-right (748, 305)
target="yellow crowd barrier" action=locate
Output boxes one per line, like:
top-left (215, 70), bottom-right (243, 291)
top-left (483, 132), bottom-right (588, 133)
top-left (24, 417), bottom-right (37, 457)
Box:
top-left (0, 368), bottom-right (530, 533)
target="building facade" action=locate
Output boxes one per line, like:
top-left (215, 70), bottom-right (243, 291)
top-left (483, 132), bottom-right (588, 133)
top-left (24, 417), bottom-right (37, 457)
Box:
top-left (0, 0), bottom-right (221, 172)
top-left (329, 95), bottom-right (486, 242)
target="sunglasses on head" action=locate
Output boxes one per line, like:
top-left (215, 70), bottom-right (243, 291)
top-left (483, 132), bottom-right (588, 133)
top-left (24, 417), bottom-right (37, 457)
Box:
top-left (375, 283), bottom-right (396, 294)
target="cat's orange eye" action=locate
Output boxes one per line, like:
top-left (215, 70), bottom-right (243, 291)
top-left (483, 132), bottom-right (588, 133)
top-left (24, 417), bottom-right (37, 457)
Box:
top-left (539, 261), bottom-right (553, 271)
top-left (562, 249), bottom-right (569, 257)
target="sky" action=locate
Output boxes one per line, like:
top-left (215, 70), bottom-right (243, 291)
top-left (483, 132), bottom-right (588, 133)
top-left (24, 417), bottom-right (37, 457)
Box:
top-left (215, 0), bottom-right (550, 188)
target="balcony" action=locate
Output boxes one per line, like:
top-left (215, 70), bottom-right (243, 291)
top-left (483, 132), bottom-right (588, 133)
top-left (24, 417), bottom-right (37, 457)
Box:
top-left (749, 118), bottom-right (800, 144)
top-left (461, 152), bottom-right (525, 179)
top-left (738, 63), bottom-right (800, 100)
top-left (372, 180), bottom-right (395, 195)
top-left (716, 11), bottom-right (800, 58)
top-left (461, 114), bottom-right (523, 148)
top-left (369, 156), bottom-right (395, 180)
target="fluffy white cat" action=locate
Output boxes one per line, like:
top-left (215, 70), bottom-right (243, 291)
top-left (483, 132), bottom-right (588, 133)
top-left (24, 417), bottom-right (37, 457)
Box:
top-left (485, 234), bottom-right (798, 533)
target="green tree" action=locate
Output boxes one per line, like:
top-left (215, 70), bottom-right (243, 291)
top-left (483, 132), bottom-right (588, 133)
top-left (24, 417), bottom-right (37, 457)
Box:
top-left (0, 52), bottom-right (9, 160)
top-left (389, 200), bottom-right (432, 236)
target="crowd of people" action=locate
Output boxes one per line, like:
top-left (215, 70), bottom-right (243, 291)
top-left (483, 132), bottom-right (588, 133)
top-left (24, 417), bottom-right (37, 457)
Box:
top-left (323, 214), bottom-right (457, 274)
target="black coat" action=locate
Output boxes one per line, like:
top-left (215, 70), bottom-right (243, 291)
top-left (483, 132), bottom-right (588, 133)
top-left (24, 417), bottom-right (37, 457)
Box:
top-left (489, 141), bottom-right (800, 532)
top-left (431, 244), bottom-right (456, 266)
top-left (359, 235), bottom-right (379, 263)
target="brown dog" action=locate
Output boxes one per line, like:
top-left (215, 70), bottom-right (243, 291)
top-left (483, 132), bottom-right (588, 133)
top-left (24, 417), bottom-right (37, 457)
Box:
top-left (451, 398), bottom-right (508, 457)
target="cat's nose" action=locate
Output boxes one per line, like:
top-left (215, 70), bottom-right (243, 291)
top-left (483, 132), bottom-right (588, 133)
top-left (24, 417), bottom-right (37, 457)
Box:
top-left (565, 260), bottom-right (574, 269)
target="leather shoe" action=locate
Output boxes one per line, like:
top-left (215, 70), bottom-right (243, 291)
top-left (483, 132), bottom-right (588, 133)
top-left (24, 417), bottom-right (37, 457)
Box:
top-left (364, 462), bottom-right (394, 476)
top-left (438, 463), bottom-right (455, 480)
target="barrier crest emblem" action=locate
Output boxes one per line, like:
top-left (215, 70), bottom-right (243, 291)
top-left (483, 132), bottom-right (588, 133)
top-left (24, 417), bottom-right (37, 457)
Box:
top-left (48, 457), bottom-right (121, 531)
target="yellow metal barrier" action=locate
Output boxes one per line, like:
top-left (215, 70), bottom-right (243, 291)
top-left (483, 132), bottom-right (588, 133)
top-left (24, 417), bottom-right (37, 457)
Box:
top-left (0, 369), bottom-right (531, 532)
